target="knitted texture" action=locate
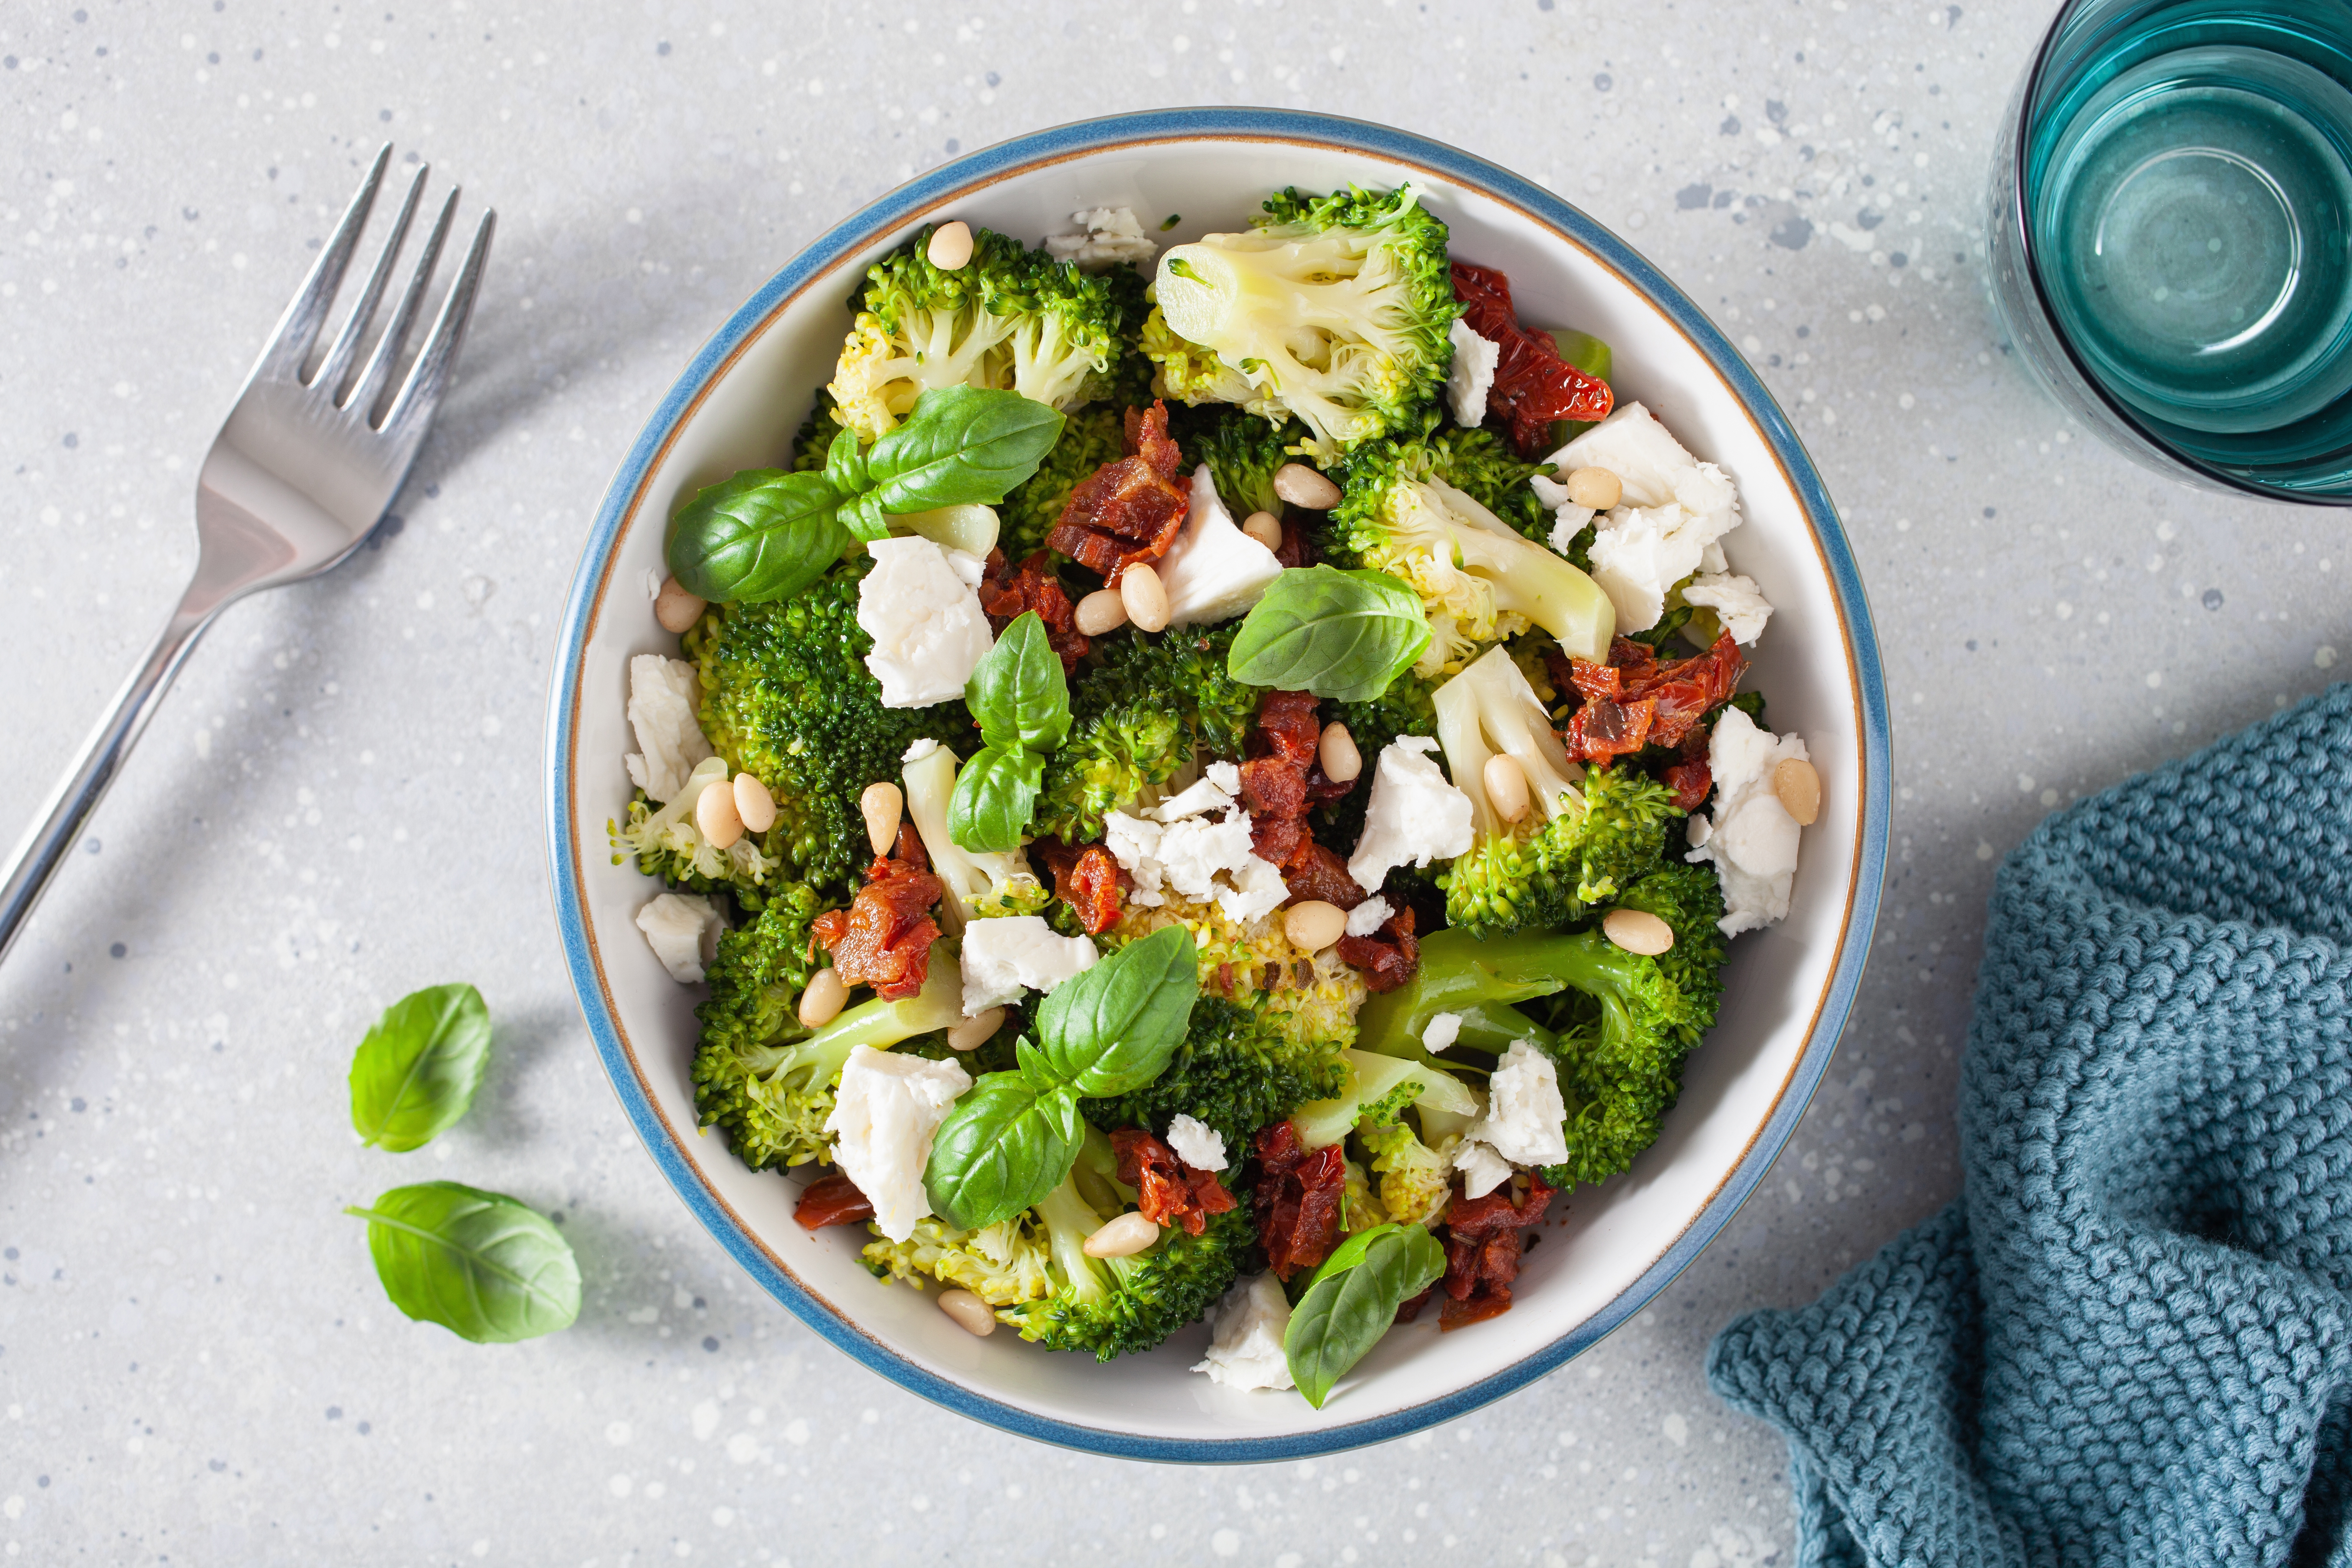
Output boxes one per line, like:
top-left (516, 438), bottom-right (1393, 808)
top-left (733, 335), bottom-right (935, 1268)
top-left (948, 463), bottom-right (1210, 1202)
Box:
top-left (1708, 684), bottom-right (2352, 1568)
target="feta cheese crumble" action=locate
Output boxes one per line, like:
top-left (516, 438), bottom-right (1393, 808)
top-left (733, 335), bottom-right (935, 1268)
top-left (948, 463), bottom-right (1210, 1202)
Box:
top-left (1452, 1040), bottom-right (1569, 1196)
top-left (1348, 736), bottom-right (1475, 892)
top-left (1345, 895), bottom-right (1396, 937)
top-left (823, 1046), bottom-right (973, 1243)
top-left (1445, 319), bottom-right (1500, 427)
top-left (635, 891), bottom-right (722, 983)
top-left (1550, 403), bottom-right (1746, 633)
top-left (957, 915), bottom-right (1099, 1016)
top-left (1158, 466), bottom-right (1283, 629)
top-left (1686, 707), bottom-right (1808, 935)
top-left (1043, 206), bottom-right (1158, 270)
top-left (1421, 1011), bottom-right (1464, 1053)
top-left (1165, 1113), bottom-right (1228, 1172)
top-left (1103, 760), bottom-right (1290, 925)
top-left (1679, 572), bottom-right (1774, 645)
top-left (855, 536), bottom-right (995, 708)
top-left (1191, 1273), bottom-right (1295, 1392)
top-left (625, 654), bottom-right (714, 803)
top-left (1454, 1140), bottom-right (1515, 1200)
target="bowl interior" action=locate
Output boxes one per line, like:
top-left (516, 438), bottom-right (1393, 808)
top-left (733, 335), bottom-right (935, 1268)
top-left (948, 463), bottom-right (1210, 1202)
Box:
top-left (552, 123), bottom-right (1880, 1457)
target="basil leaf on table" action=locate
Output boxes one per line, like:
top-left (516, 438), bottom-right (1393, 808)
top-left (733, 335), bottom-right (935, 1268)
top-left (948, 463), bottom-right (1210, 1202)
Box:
top-left (666, 468), bottom-right (851, 603)
top-left (348, 982), bottom-right (492, 1152)
top-left (965, 611), bottom-right (1073, 752)
top-left (1227, 565), bottom-right (1433, 703)
top-left (922, 1055), bottom-right (1085, 1230)
top-left (1034, 924), bottom-right (1199, 1097)
top-left (1283, 1222), bottom-right (1447, 1408)
top-left (864, 386), bottom-right (1067, 515)
top-left (345, 1181), bottom-right (582, 1344)
top-left (947, 743), bottom-right (1044, 856)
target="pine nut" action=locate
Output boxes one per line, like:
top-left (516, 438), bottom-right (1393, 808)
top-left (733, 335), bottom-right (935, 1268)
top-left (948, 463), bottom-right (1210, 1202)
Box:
top-left (937, 1287), bottom-right (996, 1336)
top-left (1283, 900), bottom-right (1348, 952)
top-left (1272, 462), bottom-right (1341, 510)
top-left (1082, 1212), bottom-right (1161, 1259)
top-left (732, 772), bottom-right (777, 833)
top-left (1318, 722), bottom-right (1362, 784)
top-left (861, 781), bottom-right (903, 856)
top-left (654, 575), bottom-right (707, 634)
top-left (1483, 753), bottom-right (1531, 824)
top-left (1774, 757), bottom-right (1822, 826)
top-left (926, 220), bottom-right (974, 271)
top-left (947, 1006), bottom-right (1005, 1052)
top-left (1564, 466), bottom-right (1622, 511)
top-left (1119, 562), bottom-right (1170, 633)
top-left (1074, 588), bottom-right (1129, 636)
top-left (797, 967), bottom-right (848, 1029)
top-left (1602, 908), bottom-right (1675, 956)
top-left (1241, 511), bottom-right (1283, 551)
top-left (696, 775), bottom-right (745, 849)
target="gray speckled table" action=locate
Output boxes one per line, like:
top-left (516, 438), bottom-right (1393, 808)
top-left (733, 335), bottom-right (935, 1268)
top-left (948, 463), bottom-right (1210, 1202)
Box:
top-left (3, 3), bottom-right (2346, 1564)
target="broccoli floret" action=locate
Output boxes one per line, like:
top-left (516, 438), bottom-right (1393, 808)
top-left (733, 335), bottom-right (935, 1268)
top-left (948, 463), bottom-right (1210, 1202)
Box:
top-left (861, 1214), bottom-right (1057, 1307)
top-left (1166, 402), bottom-right (1308, 521)
top-left (996, 1134), bottom-right (1251, 1361)
top-left (826, 225), bottom-right (1145, 444)
top-left (689, 943), bottom-right (964, 1173)
top-left (1432, 646), bottom-right (1591, 936)
top-left (609, 755), bottom-right (783, 899)
top-left (900, 741), bottom-right (1049, 934)
top-left (1574, 763), bottom-right (1682, 905)
top-left (1035, 624), bottom-right (1264, 844)
top-left (1098, 892), bottom-right (1369, 1060)
top-left (997, 404), bottom-right (1125, 560)
top-left (1081, 995), bottom-right (1344, 1157)
top-left (1604, 862), bottom-right (1728, 1055)
top-left (1329, 433), bottom-right (1615, 671)
top-left (693, 558), bottom-right (976, 897)
top-left (692, 880), bottom-right (831, 1065)
top-left (1354, 926), bottom-right (1710, 1189)
top-left (1289, 1047), bottom-right (1482, 1148)
top-left (1143, 185), bottom-right (1457, 457)
top-left (1358, 1118), bottom-right (1457, 1228)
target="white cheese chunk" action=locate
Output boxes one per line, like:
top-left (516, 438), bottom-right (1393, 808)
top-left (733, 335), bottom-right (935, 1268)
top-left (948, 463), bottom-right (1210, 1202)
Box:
top-left (1585, 501), bottom-right (1741, 633)
top-left (1345, 895), bottom-right (1396, 937)
top-left (856, 536), bottom-right (995, 708)
top-left (1154, 769), bottom-right (1239, 823)
top-left (1529, 471), bottom-right (1573, 510)
top-left (823, 1047), bottom-right (973, 1243)
top-left (1547, 501), bottom-right (1596, 557)
top-left (1471, 1040), bottom-right (1571, 1167)
top-left (1549, 401), bottom-right (1711, 509)
top-left (1191, 1273), bottom-right (1295, 1391)
top-left (1043, 206), bottom-right (1158, 270)
top-left (634, 892), bottom-right (722, 983)
top-left (1552, 402), bottom-right (1746, 632)
top-left (624, 654), bottom-right (714, 803)
top-left (1166, 1113), bottom-right (1229, 1172)
top-left (1686, 707), bottom-right (1808, 935)
top-left (1453, 1140), bottom-right (1514, 1200)
top-left (1217, 854), bottom-right (1291, 926)
top-left (1446, 319), bottom-right (1501, 428)
top-left (903, 736), bottom-right (941, 764)
top-left (1159, 465), bottom-right (1284, 629)
top-left (1104, 801), bottom-right (1289, 926)
top-left (957, 915), bottom-right (1099, 1016)
top-left (1421, 1011), bottom-right (1463, 1052)
top-left (1347, 736), bottom-right (1474, 892)
top-left (1104, 810), bottom-right (1167, 906)
top-left (943, 547), bottom-right (988, 589)
top-left (1680, 572), bottom-right (1774, 645)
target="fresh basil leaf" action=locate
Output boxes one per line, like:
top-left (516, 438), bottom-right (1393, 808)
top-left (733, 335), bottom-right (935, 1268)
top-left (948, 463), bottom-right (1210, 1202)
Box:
top-left (1227, 565), bottom-right (1433, 703)
top-left (345, 1181), bottom-right (582, 1344)
top-left (348, 982), bottom-right (493, 1152)
top-left (922, 1065), bottom-right (1083, 1230)
top-left (836, 488), bottom-right (892, 544)
top-left (946, 743), bottom-right (1042, 855)
top-left (667, 468), bottom-right (851, 603)
top-left (823, 426), bottom-right (868, 497)
top-left (1284, 1222), bottom-right (1447, 1408)
top-left (864, 386), bottom-right (1067, 514)
top-left (1034, 924), bottom-right (1199, 1097)
top-left (966, 611), bottom-right (1073, 752)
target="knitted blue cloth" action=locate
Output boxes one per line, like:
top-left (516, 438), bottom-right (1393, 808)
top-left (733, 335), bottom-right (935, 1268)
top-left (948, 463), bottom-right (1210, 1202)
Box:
top-left (1708, 685), bottom-right (2352, 1567)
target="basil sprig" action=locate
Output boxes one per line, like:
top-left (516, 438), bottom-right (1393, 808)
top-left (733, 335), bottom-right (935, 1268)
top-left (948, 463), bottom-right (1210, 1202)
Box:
top-left (1283, 1221), bottom-right (1448, 1408)
top-left (345, 1181), bottom-right (583, 1344)
top-left (923, 926), bottom-right (1199, 1229)
top-left (348, 983), bottom-right (493, 1152)
top-left (666, 386), bottom-right (1066, 603)
top-left (948, 611), bottom-right (1071, 853)
top-left (1227, 565), bottom-right (1433, 702)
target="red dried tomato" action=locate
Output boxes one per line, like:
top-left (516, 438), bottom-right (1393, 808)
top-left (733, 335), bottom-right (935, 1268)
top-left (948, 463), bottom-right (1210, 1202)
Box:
top-left (1033, 839), bottom-right (1128, 936)
top-left (811, 822), bottom-right (942, 1001)
top-left (1451, 262), bottom-right (1613, 457)
top-left (1281, 841), bottom-right (1365, 911)
top-left (1252, 1121), bottom-right (1348, 1280)
top-left (978, 549), bottom-right (1088, 673)
top-left (1335, 904), bottom-right (1420, 993)
top-left (1662, 742), bottom-right (1712, 813)
top-left (1111, 1128), bottom-right (1237, 1238)
top-left (1560, 632), bottom-right (1746, 763)
top-left (793, 1172), bottom-right (875, 1230)
top-left (1433, 1174), bottom-right (1555, 1330)
top-left (1045, 401), bottom-right (1189, 584)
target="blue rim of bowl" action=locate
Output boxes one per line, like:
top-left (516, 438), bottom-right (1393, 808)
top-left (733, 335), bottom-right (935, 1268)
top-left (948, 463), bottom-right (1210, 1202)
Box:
top-left (547, 107), bottom-right (1889, 1463)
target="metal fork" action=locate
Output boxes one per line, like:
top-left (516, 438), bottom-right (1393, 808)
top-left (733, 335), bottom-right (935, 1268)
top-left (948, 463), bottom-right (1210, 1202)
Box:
top-left (0, 144), bottom-right (493, 966)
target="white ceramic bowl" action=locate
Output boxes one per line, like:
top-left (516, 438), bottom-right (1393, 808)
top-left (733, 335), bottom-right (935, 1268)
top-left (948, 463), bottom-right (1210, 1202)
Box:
top-left (547, 110), bottom-right (1889, 1461)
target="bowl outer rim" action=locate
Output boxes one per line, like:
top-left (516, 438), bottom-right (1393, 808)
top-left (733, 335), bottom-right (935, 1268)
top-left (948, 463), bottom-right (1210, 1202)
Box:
top-left (543, 106), bottom-right (1891, 1463)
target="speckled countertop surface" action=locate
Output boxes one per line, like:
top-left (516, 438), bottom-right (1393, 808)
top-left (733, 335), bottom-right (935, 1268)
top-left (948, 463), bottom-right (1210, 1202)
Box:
top-left (2, 3), bottom-right (2347, 1565)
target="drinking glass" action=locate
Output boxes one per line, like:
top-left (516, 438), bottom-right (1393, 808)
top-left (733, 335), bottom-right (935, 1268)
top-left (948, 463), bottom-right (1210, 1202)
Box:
top-left (1988, 0), bottom-right (2352, 503)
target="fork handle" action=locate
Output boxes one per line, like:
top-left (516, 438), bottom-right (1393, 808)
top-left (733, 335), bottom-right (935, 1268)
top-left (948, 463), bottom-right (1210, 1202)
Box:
top-left (0, 585), bottom-right (219, 967)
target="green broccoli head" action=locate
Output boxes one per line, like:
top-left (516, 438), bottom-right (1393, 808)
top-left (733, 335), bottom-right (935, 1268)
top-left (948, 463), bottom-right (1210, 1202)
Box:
top-left (1143, 184), bottom-right (1457, 457)
top-left (1432, 646), bottom-right (1593, 936)
top-left (1358, 1118), bottom-right (1457, 1228)
top-left (693, 557), bottom-right (977, 896)
top-left (827, 224), bottom-right (1145, 444)
top-left (1574, 764), bottom-right (1681, 905)
top-left (1080, 995), bottom-right (1345, 1157)
top-left (1289, 1047), bottom-right (1482, 1149)
top-left (998, 404), bottom-right (1126, 560)
top-left (1608, 862), bottom-right (1728, 1054)
top-left (1167, 402), bottom-right (1309, 521)
top-left (1035, 623), bottom-right (1264, 844)
top-left (861, 1214), bottom-right (1058, 1307)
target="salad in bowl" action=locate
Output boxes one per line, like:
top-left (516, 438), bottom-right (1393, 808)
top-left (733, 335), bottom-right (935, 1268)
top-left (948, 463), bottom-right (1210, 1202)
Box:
top-left (605, 179), bottom-right (1821, 1409)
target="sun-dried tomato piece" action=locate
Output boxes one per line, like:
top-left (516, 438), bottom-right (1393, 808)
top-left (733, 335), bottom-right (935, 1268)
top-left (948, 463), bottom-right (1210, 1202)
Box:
top-left (978, 549), bottom-right (1088, 673)
top-left (1335, 903), bottom-right (1419, 993)
top-left (1112, 1128), bottom-right (1237, 1238)
top-left (1662, 743), bottom-right (1712, 813)
top-left (1431, 1174), bottom-right (1553, 1329)
top-left (1045, 401), bottom-right (1189, 584)
top-left (1303, 763), bottom-right (1354, 808)
top-left (811, 823), bottom-right (942, 1001)
top-left (1033, 838), bottom-right (1128, 935)
top-left (1254, 690), bottom-right (1323, 768)
top-left (1282, 841), bottom-right (1366, 911)
top-left (793, 1172), bottom-right (875, 1230)
top-left (1561, 632), bottom-right (1745, 762)
top-left (1274, 511), bottom-right (1314, 569)
top-left (1452, 262), bottom-right (1614, 457)
top-left (1640, 633), bottom-right (1746, 750)
top-left (1250, 813), bottom-right (1306, 871)
top-left (1252, 1121), bottom-right (1348, 1280)
top-left (1564, 696), bottom-right (1656, 762)
top-left (1238, 755), bottom-right (1308, 821)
